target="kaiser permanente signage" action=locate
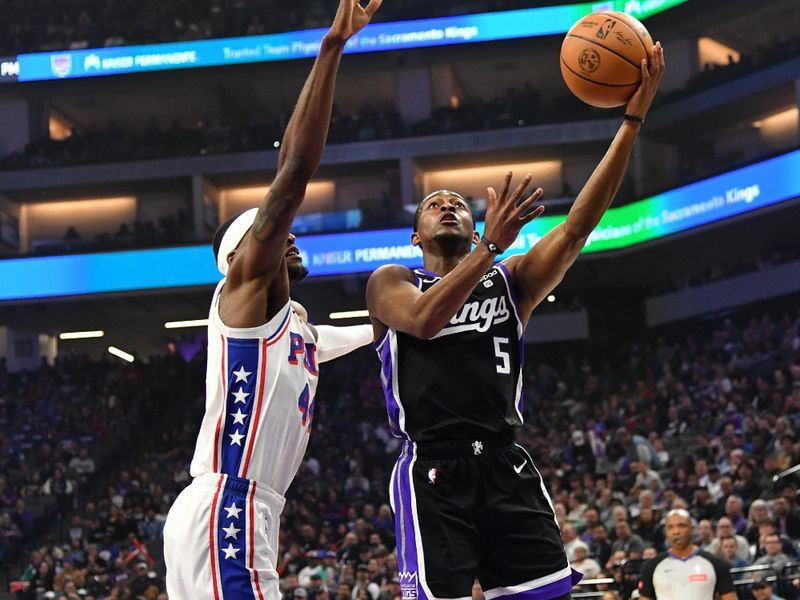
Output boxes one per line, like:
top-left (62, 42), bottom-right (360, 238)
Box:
top-left (15, 0), bottom-right (687, 82)
top-left (0, 148), bottom-right (796, 301)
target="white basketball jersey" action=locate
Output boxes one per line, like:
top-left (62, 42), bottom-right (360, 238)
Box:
top-left (190, 280), bottom-right (320, 495)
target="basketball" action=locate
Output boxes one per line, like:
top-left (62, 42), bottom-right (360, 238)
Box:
top-left (560, 11), bottom-right (654, 108)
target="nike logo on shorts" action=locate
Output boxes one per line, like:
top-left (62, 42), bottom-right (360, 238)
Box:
top-left (514, 460), bottom-right (527, 474)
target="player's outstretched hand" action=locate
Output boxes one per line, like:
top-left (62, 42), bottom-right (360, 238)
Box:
top-left (483, 172), bottom-right (545, 253)
top-left (326, 0), bottom-right (382, 44)
top-left (626, 41), bottom-right (665, 120)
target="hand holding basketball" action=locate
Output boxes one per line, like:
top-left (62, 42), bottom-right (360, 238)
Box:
top-left (625, 41), bottom-right (665, 120)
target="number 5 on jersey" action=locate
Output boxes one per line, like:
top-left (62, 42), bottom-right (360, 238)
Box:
top-left (493, 336), bottom-right (510, 374)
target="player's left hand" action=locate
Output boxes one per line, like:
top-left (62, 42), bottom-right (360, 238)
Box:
top-left (326, 0), bottom-right (382, 44)
top-left (625, 41), bottom-right (665, 120)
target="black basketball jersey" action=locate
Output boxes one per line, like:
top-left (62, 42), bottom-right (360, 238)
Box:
top-left (375, 263), bottom-right (524, 443)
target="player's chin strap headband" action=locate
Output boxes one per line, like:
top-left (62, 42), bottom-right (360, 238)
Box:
top-left (216, 208), bottom-right (258, 276)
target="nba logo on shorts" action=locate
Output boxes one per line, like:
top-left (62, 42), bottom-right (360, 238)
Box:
top-left (51, 54), bottom-right (72, 78)
top-left (399, 571), bottom-right (418, 600)
top-left (427, 468), bottom-right (437, 484)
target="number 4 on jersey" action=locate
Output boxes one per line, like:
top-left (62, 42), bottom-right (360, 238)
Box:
top-left (297, 384), bottom-right (315, 431)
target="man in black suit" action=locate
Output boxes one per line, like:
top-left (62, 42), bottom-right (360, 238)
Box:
top-left (773, 496), bottom-right (800, 540)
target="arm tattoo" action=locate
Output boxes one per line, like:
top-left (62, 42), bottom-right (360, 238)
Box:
top-left (252, 190), bottom-right (295, 243)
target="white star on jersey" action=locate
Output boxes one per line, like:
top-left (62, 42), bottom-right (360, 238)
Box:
top-left (222, 523), bottom-right (241, 540)
top-left (229, 430), bottom-right (244, 446)
top-left (222, 543), bottom-right (240, 559)
top-left (232, 387), bottom-right (250, 404)
top-left (232, 366), bottom-right (252, 383)
top-left (230, 409), bottom-right (247, 425)
top-left (224, 503), bottom-right (242, 519)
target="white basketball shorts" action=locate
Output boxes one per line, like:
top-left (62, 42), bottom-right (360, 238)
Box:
top-left (164, 472), bottom-right (285, 600)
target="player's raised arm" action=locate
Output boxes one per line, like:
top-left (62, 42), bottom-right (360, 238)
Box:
top-left (227, 0), bottom-right (382, 284)
top-left (503, 42), bottom-right (665, 324)
top-left (366, 173), bottom-right (545, 340)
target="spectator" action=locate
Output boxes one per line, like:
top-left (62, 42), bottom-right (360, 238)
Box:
top-left (590, 524), bottom-right (613, 569)
top-left (572, 541), bottom-right (602, 578)
top-left (747, 500), bottom-right (773, 544)
top-left (562, 522), bottom-right (581, 561)
top-left (733, 463), bottom-right (763, 504)
top-left (696, 519), bottom-right (716, 553)
top-left (772, 496), bottom-right (800, 539)
top-left (725, 496), bottom-right (749, 535)
top-left (68, 447), bottom-right (97, 479)
top-left (352, 564), bottom-right (380, 600)
top-left (751, 580), bottom-right (785, 600)
top-left (631, 462), bottom-right (665, 493)
top-left (753, 534), bottom-right (792, 573)
top-left (717, 536), bottom-right (751, 569)
top-left (709, 517), bottom-right (750, 560)
top-left (12, 499), bottom-right (34, 538)
top-left (611, 521), bottom-right (645, 560)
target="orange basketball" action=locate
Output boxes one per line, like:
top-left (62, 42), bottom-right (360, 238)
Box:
top-left (560, 11), bottom-right (653, 108)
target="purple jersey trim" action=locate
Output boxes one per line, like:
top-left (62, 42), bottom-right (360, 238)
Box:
top-left (491, 569), bottom-right (582, 600)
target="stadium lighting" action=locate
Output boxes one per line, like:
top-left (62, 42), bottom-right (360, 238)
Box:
top-left (547, 295), bottom-right (556, 303)
top-left (164, 319), bottom-right (209, 329)
top-left (108, 346), bottom-right (135, 363)
top-left (752, 107), bottom-right (798, 130)
top-left (273, 141), bottom-right (280, 148)
top-left (59, 330), bottom-right (104, 340)
top-left (329, 310), bottom-right (370, 320)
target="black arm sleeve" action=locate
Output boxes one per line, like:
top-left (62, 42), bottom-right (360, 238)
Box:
top-left (706, 553), bottom-right (735, 595)
top-left (639, 555), bottom-right (664, 599)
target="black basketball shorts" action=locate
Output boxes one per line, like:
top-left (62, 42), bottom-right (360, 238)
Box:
top-left (390, 432), bottom-right (582, 600)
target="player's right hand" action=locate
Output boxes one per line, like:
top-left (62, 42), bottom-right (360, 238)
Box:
top-left (326, 0), bottom-right (382, 44)
top-left (625, 41), bottom-right (665, 119)
top-left (483, 172), bottom-right (545, 252)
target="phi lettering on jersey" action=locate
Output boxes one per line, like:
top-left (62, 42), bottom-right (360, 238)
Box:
top-left (287, 333), bottom-right (319, 376)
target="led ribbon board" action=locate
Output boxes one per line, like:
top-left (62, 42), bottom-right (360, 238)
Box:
top-left (1, 148), bottom-right (797, 301)
top-left (16, 0), bottom-right (688, 82)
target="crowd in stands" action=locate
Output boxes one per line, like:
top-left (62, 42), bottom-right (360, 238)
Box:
top-left (3, 29), bottom-right (799, 173)
top-left (1, 0), bottom-right (559, 56)
top-left (650, 247), bottom-right (800, 295)
top-left (663, 35), bottom-right (800, 103)
top-left (0, 86), bottom-right (559, 171)
top-left (26, 213), bottom-right (193, 257)
top-left (0, 350), bottom-right (202, 598)
top-left (2, 291), bottom-right (799, 599)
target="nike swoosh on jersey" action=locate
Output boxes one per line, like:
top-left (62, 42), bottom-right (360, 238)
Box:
top-left (514, 460), bottom-right (527, 474)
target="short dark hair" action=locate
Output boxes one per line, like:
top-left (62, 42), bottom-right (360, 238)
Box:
top-left (412, 190), bottom-right (472, 232)
top-left (212, 213), bottom-right (241, 263)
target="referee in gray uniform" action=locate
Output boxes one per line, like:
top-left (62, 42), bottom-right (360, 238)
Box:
top-left (639, 509), bottom-right (737, 600)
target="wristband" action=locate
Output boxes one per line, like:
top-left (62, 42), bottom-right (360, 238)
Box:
top-left (481, 236), bottom-right (503, 255)
top-left (624, 114), bottom-right (644, 124)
